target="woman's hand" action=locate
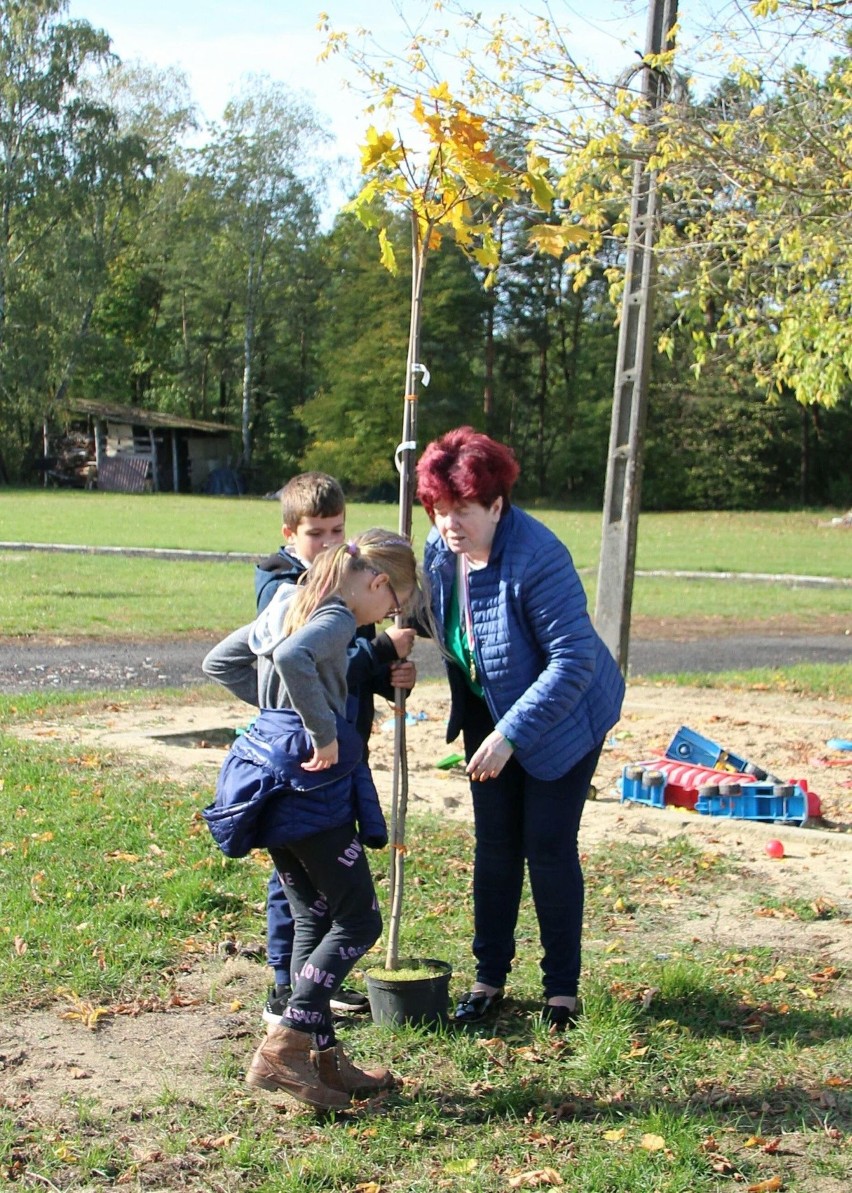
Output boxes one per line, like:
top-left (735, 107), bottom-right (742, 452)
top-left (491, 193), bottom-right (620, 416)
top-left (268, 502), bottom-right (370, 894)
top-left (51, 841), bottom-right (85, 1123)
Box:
top-left (467, 731), bottom-right (514, 782)
top-left (302, 739), bottom-right (339, 771)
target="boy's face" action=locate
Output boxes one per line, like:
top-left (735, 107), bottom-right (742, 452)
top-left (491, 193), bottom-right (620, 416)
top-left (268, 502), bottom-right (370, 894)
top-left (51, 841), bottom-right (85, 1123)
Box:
top-left (284, 513), bottom-right (346, 565)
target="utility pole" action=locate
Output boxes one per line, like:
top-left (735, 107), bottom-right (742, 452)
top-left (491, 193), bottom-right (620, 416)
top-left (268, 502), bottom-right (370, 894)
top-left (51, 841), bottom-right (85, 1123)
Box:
top-left (594, 0), bottom-right (678, 672)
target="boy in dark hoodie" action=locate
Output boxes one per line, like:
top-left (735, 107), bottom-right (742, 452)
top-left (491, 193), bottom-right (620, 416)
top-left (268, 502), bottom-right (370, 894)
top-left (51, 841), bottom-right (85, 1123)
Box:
top-left (218, 472), bottom-right (415, 1019)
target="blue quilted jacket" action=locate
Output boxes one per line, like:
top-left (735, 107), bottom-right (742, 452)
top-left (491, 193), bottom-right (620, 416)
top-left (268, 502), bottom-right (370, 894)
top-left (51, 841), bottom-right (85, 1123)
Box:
top-left (202, 709), bottom-right (388, 856)
top-left (424, 506), bottom-right (625, 781)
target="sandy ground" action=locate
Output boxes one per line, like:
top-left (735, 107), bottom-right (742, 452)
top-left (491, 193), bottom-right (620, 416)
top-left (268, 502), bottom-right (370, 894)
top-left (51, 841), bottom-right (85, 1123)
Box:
top-left (2, 678), bottom-right (851, 1121)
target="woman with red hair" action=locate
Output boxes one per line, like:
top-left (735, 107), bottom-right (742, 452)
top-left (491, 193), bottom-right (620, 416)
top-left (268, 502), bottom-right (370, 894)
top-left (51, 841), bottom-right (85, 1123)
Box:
top-left (416, 427), bottom-right (625, 1028)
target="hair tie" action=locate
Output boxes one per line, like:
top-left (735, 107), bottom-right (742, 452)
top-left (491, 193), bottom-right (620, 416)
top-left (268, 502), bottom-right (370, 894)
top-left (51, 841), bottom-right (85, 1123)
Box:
top-left (345, 540), bottom-right (360, 558)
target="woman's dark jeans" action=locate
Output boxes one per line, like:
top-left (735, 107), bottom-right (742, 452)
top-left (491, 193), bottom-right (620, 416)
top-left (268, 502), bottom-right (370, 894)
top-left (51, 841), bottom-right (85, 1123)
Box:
top-left (462, 694), bottom-right (602, 999)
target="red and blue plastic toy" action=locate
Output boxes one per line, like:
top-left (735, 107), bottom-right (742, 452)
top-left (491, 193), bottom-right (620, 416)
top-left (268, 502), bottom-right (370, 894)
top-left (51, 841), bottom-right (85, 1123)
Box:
top-left (620, 725), bottom-right (821, 825)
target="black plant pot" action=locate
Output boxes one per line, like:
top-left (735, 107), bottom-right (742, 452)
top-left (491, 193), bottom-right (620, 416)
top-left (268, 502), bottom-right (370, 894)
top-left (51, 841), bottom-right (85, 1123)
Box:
top-left (365, 958), bottom-right (452, 1028)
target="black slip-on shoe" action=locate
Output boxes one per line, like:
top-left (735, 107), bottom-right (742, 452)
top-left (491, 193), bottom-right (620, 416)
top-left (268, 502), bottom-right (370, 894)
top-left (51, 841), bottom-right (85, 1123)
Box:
top-left (452, 989), bottom-right (504, 1025)
top-left (541, 1002), bottom-right (580, 1031)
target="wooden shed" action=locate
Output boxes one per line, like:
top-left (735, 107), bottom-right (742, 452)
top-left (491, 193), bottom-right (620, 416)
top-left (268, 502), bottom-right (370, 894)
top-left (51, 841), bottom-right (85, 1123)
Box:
top-left (62, 400), bottom-right (239, 494)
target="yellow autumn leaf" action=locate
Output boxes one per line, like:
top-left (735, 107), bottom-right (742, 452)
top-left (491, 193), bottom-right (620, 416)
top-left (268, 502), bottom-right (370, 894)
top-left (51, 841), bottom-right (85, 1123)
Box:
top-left (603, 1128), bottom-right (626, 1142)
top-left (639, 1133), bottom-right (667, 1151)
top-left (360, 126), bottom-right (399, 170)
top-left (429, 81), bottom-right (452, 103)
top-left (58, 991), bottom-right (111, 1030)
top-left (524, 170), bottom-right (555, 215)
top-left (378, 228), bottom-right (397, 276)
top-left (472, 243), bottom-right (500, 268)
top-left (444, 1158), bottom-right (478, 1174)
top-left (528, 222), bottom-right (588, 257)
top-left (354, 1184), bottom-right (382, 1193)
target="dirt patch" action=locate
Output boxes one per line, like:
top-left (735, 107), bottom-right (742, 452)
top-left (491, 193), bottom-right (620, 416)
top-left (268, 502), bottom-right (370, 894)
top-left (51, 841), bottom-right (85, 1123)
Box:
top-left (2, 680), bottom-right (851, 1121)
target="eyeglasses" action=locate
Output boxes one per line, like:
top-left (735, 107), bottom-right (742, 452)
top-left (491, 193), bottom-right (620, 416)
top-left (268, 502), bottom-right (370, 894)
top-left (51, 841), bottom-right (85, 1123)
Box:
top-left (369, 568), bottom-right (403, 618)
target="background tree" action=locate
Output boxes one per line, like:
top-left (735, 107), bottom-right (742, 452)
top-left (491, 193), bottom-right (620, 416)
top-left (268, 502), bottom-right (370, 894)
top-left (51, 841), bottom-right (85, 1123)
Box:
top-left (196, 78), bottom-right (329, 471)
top-left (0, 0), bottom-right (111, 467)
top-left (301, 210), bottom-right (486, 492)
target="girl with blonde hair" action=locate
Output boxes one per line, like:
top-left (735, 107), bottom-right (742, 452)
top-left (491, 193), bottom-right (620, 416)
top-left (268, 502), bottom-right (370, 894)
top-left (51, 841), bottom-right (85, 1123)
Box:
top-left (203, 530), bottom-right (421, 1109)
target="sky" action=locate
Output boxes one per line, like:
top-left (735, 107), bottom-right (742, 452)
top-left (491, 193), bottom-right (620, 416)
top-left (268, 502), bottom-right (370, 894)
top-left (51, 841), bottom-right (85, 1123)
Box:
top-left (62, 0), bottom-right (828, 212)
top-left (64, 1), bottom-right (649, 157)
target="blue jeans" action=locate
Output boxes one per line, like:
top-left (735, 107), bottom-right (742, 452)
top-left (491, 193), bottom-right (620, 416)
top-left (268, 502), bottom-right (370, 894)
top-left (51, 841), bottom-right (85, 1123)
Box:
top-left (462, 694), bottom-right (602, 999)
top-left (266, 868), bottom-right (297, 989)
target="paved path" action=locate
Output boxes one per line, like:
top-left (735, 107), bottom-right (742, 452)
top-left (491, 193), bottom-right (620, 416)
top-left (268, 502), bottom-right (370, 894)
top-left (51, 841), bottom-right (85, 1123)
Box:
top-left (0, 633), bottom-right (848, 694)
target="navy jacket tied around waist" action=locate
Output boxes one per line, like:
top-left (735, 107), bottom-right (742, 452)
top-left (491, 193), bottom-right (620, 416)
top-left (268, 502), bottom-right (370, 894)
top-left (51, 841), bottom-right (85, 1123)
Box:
top-left (202, 708), bottom-right (387, 858)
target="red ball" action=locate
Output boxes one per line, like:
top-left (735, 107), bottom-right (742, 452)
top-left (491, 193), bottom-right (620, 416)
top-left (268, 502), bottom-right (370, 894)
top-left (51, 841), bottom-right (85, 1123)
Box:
top-left (764, 839), bottom-right (785, 859)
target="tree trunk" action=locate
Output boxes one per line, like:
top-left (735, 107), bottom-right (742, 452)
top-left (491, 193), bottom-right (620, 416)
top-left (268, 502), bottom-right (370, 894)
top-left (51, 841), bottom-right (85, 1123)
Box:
top-left (386, 214), bottom-right (432, 972)
top-left (483, 290), bottom-right (495, 432)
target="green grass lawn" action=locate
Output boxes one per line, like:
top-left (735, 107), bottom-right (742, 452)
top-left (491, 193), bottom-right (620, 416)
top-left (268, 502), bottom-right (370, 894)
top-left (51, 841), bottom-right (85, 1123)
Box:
top-left (2, 489), bottom-right (850, 574)
top-left (1, 493), bottom-right (849, 641)
top-left (2, 550), bottom-right (850, 641)
top-left (0, 693), bottom-right (849, 1191)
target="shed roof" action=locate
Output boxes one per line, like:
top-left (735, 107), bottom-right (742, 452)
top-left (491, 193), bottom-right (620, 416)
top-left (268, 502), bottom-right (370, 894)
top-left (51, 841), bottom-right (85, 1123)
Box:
top-left (70, 399), bottom-right (237, 436)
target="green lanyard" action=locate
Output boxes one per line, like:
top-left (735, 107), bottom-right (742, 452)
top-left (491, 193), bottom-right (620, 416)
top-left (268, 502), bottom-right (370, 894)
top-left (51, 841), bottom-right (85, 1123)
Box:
top-left (445, 558), bottom-right (483, 697)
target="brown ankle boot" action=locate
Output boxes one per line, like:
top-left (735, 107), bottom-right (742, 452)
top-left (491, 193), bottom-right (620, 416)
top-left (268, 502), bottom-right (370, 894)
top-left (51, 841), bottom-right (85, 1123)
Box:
top-left (246, 1025), bottom-right (350, 1108)
top-left (313, 1043), bottom-right (396, 1096)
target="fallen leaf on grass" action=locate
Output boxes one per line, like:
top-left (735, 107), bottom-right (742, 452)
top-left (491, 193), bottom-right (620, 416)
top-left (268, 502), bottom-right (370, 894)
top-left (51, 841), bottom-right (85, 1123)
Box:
top-left (194, 1134), bottom-right (238, 1151)
top-left (639, 1133), bottom-right (667, 1152)
top-left (444, 1159), bottom-right (478, 1174)
top-left (746, 1177), bottom-right (782, 1192)
top-left (508, 1168), bottom-right (564, 1188)
top-left (809, 966), bottom-right (840, 983)
top-left (641, 987), bottom-right (660, 1010)
top-left (354, 1183), bottom-right (382, 1193)
top-left (603, 1128), bottom-right (626, 1142)
top-left (13, 936), bottom-right (27, 956)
